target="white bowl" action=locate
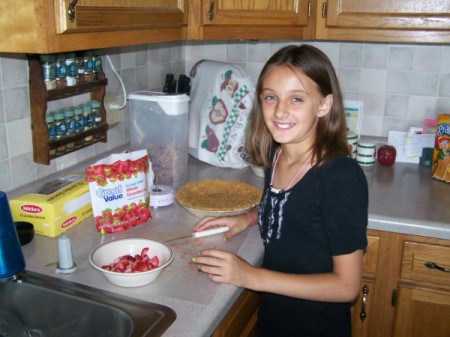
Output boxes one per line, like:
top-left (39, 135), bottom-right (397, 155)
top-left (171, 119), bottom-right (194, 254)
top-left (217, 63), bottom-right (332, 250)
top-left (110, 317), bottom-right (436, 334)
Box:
top-left (89, 238), bottom-right (174, 287)
top-left (244, 158), bottom-right (265, 178)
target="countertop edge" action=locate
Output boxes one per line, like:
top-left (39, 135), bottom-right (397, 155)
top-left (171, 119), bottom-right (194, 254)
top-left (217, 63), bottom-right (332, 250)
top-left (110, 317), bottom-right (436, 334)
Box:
top-left (368, 214), bottom-right (450, 240)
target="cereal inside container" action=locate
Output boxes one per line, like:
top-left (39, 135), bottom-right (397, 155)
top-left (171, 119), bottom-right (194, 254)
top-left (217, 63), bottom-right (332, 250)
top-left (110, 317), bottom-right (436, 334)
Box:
top-left (129, 91), bottom-right (190, 189)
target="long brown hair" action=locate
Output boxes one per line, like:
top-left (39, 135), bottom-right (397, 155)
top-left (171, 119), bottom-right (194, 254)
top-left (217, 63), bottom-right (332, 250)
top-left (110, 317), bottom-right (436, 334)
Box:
top-left (245, 44), bottom-right (348, 168)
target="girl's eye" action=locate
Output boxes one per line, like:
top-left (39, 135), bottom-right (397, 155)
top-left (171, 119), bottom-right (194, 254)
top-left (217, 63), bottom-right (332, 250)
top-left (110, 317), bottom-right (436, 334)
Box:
top-left (262, 95), bottom-right (276, 102)
top-left (291, 97), bottom-right (303, 103)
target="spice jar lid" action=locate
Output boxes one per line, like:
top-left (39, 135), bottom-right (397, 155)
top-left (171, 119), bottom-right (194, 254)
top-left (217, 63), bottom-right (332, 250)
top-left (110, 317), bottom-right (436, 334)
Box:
top-left (90, 100), bottom-right (101, 108)
top-left (74, 106), bottom-right (83, 115)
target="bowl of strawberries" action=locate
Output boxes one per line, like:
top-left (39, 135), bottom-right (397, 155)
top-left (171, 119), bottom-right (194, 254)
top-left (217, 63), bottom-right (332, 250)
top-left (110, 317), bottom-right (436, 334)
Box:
top-left (89, 238), bottom-right (174, 287)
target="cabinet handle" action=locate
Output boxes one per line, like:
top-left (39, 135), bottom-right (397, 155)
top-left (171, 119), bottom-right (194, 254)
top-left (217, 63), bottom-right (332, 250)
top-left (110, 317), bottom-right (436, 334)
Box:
top-left (207, 0), bottom-right (215, 22)
top-left (359, 284), bottom-right (369, 321)
top-left (425, 261), bottom-right (450, 273)
top-left (67, 0), bottom-right (78, 23)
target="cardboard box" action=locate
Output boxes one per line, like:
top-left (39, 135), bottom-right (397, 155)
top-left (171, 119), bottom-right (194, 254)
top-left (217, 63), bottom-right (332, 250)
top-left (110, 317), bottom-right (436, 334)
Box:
top-left (9, 175), bottom-right (92, 237)
top-left (432, 114), bottom-right (450, 183)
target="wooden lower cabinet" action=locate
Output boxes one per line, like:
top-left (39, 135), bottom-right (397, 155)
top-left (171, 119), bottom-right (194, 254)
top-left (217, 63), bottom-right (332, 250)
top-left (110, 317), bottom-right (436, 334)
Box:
top-left (213, 230), bottom-right (450, 337)
top-left (392, 283), bottom-right (450, 337)
top-left (212, 289), bottom-right (259, 337)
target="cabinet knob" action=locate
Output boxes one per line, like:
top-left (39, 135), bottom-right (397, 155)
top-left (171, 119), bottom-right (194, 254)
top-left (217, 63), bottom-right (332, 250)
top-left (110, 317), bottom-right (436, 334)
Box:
top-left (67, 0), bottom-right (79, 23)
top-left (425, 261), bottom-right (450, 273)
top-left (207, 0), bottom-right (215, 22)
top-left (359, 284), bottom-right (369, 321)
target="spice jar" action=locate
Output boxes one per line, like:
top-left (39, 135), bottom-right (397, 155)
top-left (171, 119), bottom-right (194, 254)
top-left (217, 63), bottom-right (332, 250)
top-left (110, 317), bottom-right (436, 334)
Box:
top-left (74, 105), bottom-right (85, 147)
top-left (83, 51), bottom-right (94, 82)
top-left (92, 50), bottom-right (103, 80)
top-left (73, 106), bottom-right (84, 133)
top-left (54, 110), bottom-right (66, 154)
top-left (75, 53), bottom-right (85, 84)
top-left (39, 55), bottom-right (56, 91)
top-left (65, 53), bottom-right (77, 86)
top-left (90, 100), bottom-right (102, 139)
top-left (55, 54), bottom-right (67, 89)
top-left (83, 103), bottom-right (94, 143)
top-left (64, 108), bottom-right (75, 150)
top-left (46, 113), bottom-right (56, 142)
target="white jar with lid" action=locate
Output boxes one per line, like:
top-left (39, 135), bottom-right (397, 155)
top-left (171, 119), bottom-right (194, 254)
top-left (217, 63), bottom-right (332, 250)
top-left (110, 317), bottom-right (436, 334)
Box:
top-left (129, 91), bottom-right (190, 189)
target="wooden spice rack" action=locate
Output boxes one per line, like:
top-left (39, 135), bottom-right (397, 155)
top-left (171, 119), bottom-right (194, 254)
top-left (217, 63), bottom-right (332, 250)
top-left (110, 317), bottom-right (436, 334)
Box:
top-left (28, 54), bottom-right (108, 165)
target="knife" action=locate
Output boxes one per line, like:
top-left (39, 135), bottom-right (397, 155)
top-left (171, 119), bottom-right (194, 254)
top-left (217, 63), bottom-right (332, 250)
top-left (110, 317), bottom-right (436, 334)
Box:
top-left (165, 227), bottom-right (229, 242)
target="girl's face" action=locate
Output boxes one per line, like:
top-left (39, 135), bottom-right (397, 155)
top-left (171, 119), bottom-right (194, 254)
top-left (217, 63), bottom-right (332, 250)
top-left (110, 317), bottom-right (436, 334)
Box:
top-left (260, 65), bottom-right (331, 148)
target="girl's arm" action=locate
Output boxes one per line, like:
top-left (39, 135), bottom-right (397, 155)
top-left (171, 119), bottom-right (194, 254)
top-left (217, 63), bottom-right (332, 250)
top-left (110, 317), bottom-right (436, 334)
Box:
top-left (193, 249), bottom-right (363, 303)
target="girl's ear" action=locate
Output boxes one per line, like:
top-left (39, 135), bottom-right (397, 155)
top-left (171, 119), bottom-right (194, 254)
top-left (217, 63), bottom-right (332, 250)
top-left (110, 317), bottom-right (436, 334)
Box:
top-left (317, 94), bottom-right (333, 117)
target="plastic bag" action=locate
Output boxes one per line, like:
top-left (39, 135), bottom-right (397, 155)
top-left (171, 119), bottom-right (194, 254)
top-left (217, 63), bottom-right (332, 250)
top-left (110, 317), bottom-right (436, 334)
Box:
top-left (86, 150), bottom-right (154, 234)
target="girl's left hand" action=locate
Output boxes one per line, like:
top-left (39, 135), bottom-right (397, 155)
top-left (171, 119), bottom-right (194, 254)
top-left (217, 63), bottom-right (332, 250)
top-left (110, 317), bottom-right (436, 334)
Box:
top-left (192, 249), bottom-right (254, 287)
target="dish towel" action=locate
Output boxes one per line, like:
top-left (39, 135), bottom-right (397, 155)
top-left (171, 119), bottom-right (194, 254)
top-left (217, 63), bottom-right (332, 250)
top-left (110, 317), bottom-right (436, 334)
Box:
top-left (188, 60), bottom-right (255, 169)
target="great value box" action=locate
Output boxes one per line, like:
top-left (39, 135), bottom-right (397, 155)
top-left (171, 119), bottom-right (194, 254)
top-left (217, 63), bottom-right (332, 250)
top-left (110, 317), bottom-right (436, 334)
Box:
top-left (9, 175), bottom-right (92, 238)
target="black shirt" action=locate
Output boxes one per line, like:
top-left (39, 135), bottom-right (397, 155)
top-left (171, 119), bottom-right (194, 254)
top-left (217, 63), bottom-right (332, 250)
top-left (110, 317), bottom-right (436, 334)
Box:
top-left (256, 155), bottom-right (368, 337)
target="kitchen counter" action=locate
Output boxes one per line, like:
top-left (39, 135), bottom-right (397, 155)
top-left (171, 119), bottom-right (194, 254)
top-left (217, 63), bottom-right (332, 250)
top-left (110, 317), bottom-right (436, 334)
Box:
top-left (18, 154), bottom-right (450, 337)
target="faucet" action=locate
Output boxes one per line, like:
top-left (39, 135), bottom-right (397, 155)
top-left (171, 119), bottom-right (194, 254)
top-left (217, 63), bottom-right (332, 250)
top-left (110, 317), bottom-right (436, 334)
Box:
top-left (0, 191), bottom-right (26, 282)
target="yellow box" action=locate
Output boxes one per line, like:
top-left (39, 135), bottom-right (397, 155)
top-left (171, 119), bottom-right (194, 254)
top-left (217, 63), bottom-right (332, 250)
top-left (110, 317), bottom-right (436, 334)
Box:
top-left (9, 175), bottom-right (92, 238)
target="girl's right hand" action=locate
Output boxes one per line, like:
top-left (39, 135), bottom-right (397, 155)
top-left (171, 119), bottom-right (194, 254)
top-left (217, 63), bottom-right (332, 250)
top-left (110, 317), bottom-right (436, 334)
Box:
top-left (193, 213), bottom-right (253, 241)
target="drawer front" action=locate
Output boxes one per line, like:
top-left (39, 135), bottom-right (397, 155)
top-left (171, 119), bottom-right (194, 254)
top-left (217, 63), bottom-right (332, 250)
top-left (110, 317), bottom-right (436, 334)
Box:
top-left (401, 241), bottom-right (450, 286)
top-left (362, 235), bottom-right (379, 274)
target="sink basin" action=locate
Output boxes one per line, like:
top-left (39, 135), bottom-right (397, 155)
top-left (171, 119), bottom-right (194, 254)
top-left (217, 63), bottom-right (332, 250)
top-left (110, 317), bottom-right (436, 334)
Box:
top-left (0, 271), bottom-right (176, 337)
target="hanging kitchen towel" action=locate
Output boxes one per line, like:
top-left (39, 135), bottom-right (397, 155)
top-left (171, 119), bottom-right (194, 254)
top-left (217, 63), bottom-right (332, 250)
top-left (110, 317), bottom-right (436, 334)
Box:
top-left (188, 59), bottom-right (255, 169)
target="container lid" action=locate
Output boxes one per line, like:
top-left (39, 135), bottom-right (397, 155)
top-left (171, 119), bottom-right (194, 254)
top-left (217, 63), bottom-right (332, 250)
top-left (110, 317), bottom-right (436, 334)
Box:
top-left (150, 185), bottom-right (174, 208)
top-left (128, 91), bottom-right (190, 115)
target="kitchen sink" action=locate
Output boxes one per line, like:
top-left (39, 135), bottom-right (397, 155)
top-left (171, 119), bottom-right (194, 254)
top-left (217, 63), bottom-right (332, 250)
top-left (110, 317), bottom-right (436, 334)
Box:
top-left (0, 271), bottom-right (176, 337)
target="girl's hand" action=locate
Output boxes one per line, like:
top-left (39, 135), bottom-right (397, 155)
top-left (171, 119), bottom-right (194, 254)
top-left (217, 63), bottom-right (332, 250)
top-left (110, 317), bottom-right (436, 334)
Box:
top-left (193, 212), bottom-right (254, 241)
top-left (192, 249), bottom-right (255, 287)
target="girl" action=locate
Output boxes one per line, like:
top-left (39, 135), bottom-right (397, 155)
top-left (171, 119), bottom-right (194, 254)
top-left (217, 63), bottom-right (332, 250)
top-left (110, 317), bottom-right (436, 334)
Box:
top-left (192, 44), bottom-right (368, 337)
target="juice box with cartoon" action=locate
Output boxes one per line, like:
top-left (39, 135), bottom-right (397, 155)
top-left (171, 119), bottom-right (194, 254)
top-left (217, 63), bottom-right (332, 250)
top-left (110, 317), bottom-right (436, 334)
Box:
top-left (9, 175), bottom-right (92, 237)
top-left (432, 114), bottom-right (450, 183)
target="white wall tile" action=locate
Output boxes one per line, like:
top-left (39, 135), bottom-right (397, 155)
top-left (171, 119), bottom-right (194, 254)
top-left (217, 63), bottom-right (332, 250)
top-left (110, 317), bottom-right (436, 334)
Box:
top-left (6, 118), bottom-right (32, 157)
top-left (360, 69), bottom-right (387, 94)
top-left (362, 44), bottom-right (388, 69)
top-left (388, 46), bottom-right (414, 70)
top-left (0, 125), bottom-right (8, 159)
top-left (0, 159), bottom-right (12, 191)
top-left (10, 153), bottom-right (36, 189)
top-left (410, 72), bottom-right (439, 96)
top-left (386, 71), bottom-right (410, 95)
top-left (339, 44), bottom-right (362, 68)
top-left (408, 96), bottom-right (437, 121)
top-left (413, 46), bottom-right (441, 72)
top-left (385, 95), bottom-right (409, 118)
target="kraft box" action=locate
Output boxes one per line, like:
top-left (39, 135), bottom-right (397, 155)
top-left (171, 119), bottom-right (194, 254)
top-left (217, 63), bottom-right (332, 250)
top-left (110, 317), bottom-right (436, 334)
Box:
top-left (9, 175), bottom-right (92, 238)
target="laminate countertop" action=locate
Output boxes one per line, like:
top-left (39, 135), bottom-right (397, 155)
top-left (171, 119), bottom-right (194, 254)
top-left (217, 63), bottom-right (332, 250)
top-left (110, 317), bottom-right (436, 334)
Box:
top-left (17, 154), bottom-right (450, 337)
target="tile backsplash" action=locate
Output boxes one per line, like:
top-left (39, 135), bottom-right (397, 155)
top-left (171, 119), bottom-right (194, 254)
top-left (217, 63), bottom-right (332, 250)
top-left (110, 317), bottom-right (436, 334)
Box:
top-left (0, 40), bottom-right (449, 192)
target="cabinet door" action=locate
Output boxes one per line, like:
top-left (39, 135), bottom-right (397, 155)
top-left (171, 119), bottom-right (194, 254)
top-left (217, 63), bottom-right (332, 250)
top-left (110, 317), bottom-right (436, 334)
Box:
top-left (212, 289), bottom-right (259, 337)
top-left (316, 0), bottom-right (450, 43)
top-left (56, 0), bottom-right (188, 33)
top-left (190, 0), bottom-right (315, 40)
top-left (351, 279), bottom-right (375, 337)
top-left (202, 0), bottom-right (308, 27)
top-left (392, 283), bottom-right (450, 337)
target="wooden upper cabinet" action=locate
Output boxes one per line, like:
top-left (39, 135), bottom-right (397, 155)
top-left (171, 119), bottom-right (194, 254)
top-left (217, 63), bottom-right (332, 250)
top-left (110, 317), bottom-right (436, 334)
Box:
top-left (0, 0), bottom-right (188, 53)
top-left (316, 0), bottom-right (450, 43)
top-left (188, 0), bottom-right (315, 40)
top-left (55, 0), bottom-right (187, 33)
